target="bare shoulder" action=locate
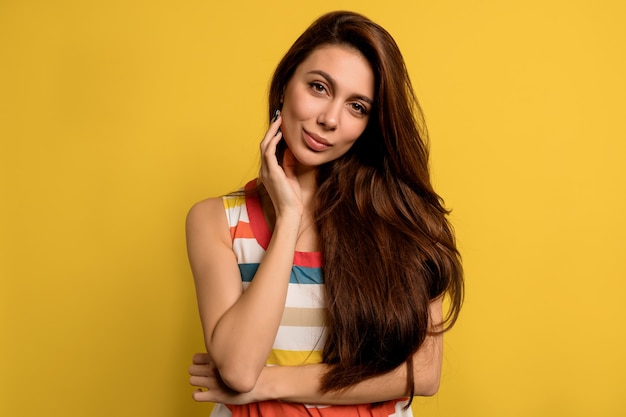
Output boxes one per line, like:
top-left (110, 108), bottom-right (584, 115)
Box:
top-left (187, 197), bottom-right (224, 224)
top-left (186, 197), bottom-right (231, 246)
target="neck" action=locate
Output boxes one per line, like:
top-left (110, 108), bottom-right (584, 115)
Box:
top-left (292, 166), bottom-right (319, 252)
top-left (294, 165), bottom-right (318, 212)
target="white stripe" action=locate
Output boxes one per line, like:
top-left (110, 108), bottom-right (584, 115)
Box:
top-left (224, 198), bottom-right (249, 227)
top-left (232, 238), bottom-right (265, 264)
top-left (241, 282), bottom-right (325, 309)
top-left (209, 403), bottom-right (233, 416)
top-left (273, 325), bottom-right (327, 351)
top-left (285, 283), bottom-right (325, 308)
top-left (392, 399), bottom-right (413, 416)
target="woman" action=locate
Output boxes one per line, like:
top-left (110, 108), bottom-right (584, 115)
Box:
top-left (187, 11), bottom-right (463, 416)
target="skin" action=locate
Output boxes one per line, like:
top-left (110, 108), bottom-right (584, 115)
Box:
top-left (186, 44), bottom-right (443, 405)
top-left (280, 45), bottom-right (374, 170)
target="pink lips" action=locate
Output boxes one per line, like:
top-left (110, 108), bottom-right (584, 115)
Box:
top-left (303, 130), bottom-right (330, 151)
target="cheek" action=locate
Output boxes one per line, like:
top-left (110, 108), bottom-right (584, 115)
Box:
top-left (344, 120), bottom-right (369, 144)
top-left (284, 94), bottom-right (317, 120)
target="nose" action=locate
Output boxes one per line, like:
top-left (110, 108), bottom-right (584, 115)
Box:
top-left (317, 101), bottom-right (340, 131)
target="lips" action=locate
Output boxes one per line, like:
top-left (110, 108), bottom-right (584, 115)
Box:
top-left (303, 129), bottom-right (330, 151)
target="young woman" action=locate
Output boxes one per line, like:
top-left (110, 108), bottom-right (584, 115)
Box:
top-left (186, 11), bottom-right (463, 417)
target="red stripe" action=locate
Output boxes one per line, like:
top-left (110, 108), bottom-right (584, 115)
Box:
top-left (245, 180), bottom-right (271, 251)
top-left (228, 401), bottom-right (399, 416)
top-left (294, 250), bottom-right (323, 268)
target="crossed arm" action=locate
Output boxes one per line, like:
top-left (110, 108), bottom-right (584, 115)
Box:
top-left (187, 299), bottom-right (443, 405)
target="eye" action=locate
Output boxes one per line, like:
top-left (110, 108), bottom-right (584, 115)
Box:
top-left (309, 82), bottom-right (327, 94)
top-left (350, 102), bottom-right (368, 115)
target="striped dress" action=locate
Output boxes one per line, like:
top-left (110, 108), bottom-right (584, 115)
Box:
top-left (210, 180), bottom-right (412, 417)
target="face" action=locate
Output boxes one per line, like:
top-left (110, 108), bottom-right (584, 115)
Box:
top-left (280, 45), bottom-right (375, 168)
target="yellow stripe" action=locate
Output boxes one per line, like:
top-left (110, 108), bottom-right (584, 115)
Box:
top-left (267, 349), bottom-right (323, 366)
top-left (223, 194), bottom-right (245, 209)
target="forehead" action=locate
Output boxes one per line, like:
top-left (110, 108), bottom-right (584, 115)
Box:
top-left (294, 45), bottom-right (374, 97)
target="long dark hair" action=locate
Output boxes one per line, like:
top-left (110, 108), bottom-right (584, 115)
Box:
top-left (268, 11), bottom-right (463, 398)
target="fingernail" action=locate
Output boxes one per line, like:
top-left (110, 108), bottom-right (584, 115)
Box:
top-left (272, 109), bottom-right (280, 122)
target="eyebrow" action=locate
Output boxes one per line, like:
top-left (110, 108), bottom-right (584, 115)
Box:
top-left (307, 70), bottom-right (374, 105)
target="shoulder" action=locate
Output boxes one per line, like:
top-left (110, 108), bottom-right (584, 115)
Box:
top-left (186, 197), bottom-right (232, 246)
top-left (187, 197), bottom-right (225, 226)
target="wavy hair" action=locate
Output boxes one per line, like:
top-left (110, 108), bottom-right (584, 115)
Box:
top-left (268, 11), bottom-right (464, 398)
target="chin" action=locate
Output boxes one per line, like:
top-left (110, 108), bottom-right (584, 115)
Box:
top-left (288, 149), bottom-right (329, 168)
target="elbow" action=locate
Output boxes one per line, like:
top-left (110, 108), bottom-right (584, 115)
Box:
top-left (216, 363), bottom-right (261, 393)
top-left (206, 339), bottom-right (264, 393)
top-left (412, 365), bottom-right (441, 397)
top-left (416, 374), bottom-right (440, 397)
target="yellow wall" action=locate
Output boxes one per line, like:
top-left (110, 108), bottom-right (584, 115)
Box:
top-left (1, 1), bottom-right (625, 416)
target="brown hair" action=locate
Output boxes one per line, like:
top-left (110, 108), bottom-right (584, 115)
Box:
top-left (268, 11), bottom-right (463, 398)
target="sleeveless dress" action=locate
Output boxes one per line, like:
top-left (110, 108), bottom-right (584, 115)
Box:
top-left (209, 180), bottom-right (413, 417)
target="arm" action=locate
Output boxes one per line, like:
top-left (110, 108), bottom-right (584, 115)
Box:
top-left (187, 114), bottom-right (303, 393)
top-left (186, 197), bottom-right (299, 392)
top-left (190, 297), bottom-right (444, 404)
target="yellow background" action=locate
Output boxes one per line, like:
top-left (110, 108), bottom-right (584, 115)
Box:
top-left (1, 0), bottom-right (625, 416)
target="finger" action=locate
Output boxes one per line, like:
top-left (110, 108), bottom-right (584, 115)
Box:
top-left (260, 131), bottom-right (282, 166)
top-left (189, 375), bottom-right (205, 386)
top-left (192, 389), bottom-right (215, 402)
top-left (192, 353), bottom-right (211, 364)
top-left (190, 375), bottom-right (214, 389)
top-left (188, 364), bottom-right (214, 377)
top-left (260, 113), bottom-right (282, 150)
top-left (259, 131), bottom-right (284, 181)
top-left (262, 130), bottom-right (283, 162)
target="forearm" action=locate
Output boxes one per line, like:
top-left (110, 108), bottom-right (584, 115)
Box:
top-left (191, 360), bottom-right (410, 406)
top-left (260, 364), bottom-right (407, 405)
top-left (209, 216), bottom-right (300, 390)
top-left (258, 332), bottom-right (442, 404)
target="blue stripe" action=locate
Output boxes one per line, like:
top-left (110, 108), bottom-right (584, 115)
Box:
top-left (239, 264), bottom-right (323, 284)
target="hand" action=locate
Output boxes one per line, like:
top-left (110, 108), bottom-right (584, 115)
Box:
top-left (189, 353), bottom-right (261, 405)
top-left (258, 112), bottom-right (303, 219)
